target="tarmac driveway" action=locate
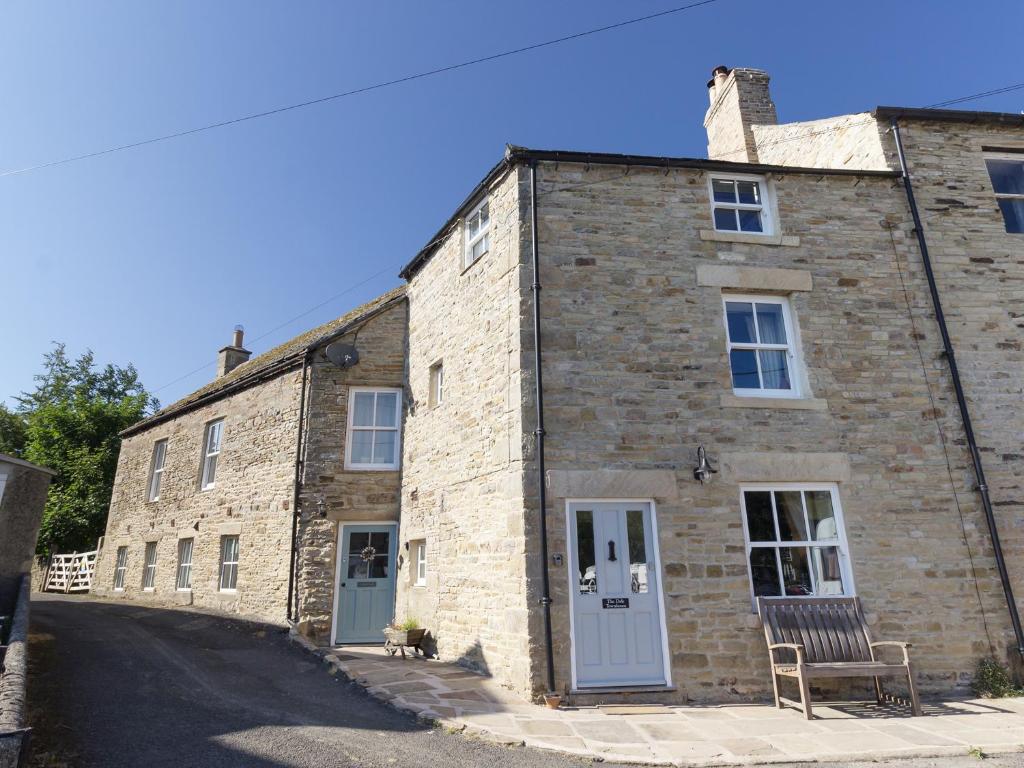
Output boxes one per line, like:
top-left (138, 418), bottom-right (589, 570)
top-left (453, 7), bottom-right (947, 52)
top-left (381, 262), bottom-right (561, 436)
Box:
top-left (26, 595), bottom-right (596, 768)
top-left (26, 595), bottom-right (1024, 768)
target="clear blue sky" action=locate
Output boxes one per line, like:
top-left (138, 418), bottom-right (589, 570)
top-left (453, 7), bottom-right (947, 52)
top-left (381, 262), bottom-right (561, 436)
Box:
top-left (3, 0), bottom-right (1022, 409)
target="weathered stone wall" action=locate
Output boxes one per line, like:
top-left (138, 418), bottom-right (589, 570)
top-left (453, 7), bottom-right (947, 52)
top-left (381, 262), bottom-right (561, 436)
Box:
top-left (0, 459), bottom-right (53, 608)
top-left (886, 120), bottom-right (1024, 646)
top-left (396, 167), bottom-right (535, 693)
top-left (753, 113), bottom-right (895, 171)
top-left (294, 300), bottom-right (408, 642)
top-left (93, 372), bottom-right (303, 625)
top-left (523, 159), bottom-right (1015, 701)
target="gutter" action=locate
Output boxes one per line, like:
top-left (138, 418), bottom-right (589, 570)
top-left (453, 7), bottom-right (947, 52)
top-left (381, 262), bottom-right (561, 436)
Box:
top-left (282, 296), bottom-right (408, 625)
top-left (529, 161), bottom-right (557, 695)
top-left (891, 118), bottom-right (1024, 657)
top-left (398, 146), bottom-right (897, 281)
top-left (286, 351), bottom-right (311, 623)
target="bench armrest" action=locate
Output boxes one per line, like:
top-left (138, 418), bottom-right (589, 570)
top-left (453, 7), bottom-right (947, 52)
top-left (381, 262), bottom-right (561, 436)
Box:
top-left (767, 642), bottom-right (805, 664)
top-left (870, 640), bottom-right (912, 662)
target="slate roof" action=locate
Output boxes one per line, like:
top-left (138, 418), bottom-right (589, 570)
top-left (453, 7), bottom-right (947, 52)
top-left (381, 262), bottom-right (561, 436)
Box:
top-left (122, 285), bottom-right (406, 437)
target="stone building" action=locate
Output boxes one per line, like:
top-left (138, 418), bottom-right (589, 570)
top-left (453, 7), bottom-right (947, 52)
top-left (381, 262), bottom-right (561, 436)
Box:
top-left (96, 65), bottom-right (1023, 705)
top-left (93, 288), bottom-right (406, 632)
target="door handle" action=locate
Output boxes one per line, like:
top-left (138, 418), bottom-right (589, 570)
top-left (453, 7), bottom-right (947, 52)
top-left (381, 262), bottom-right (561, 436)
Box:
top-left (608, 541), bottom-right (617, 562)
top-left (341, 582), bottom-right (346, 587)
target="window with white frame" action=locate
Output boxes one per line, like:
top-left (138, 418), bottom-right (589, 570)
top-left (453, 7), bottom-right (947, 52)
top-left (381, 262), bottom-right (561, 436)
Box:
top-left (142, 542), bottom-right (158, 590)
top-left (345, 388), bottom-right (402, 470)
top-left (414, 541), bottom-right (427, 587)
top-left (985, 153), bottom-right (1024, 233)
top-left (709, 175), bottom-right (773, 235)
top-left (176, 538), bottom-right (193, 591)
top-left (723, 295), bottom-right (801, 397)
top-left (200, 420), bottom-right (224, 490)
top-left (147, 439), bottom-right (167, 501)
top-left (464, 198), bottom-right (490, 266)
top-left (219, 535), bottom-right (239, 591)
top-left (429, 361), bottom-right (444, 407)
top-left (113, 546), bottom-right (128, 590)
top-left (740, 485), bottom-right (853, 602)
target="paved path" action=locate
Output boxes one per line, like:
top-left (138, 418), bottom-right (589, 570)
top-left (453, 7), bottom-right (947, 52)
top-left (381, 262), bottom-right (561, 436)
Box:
top-left (26, 595), bottom-right (599, 768)
top-left (315, 645), bottom-right (1024, 766)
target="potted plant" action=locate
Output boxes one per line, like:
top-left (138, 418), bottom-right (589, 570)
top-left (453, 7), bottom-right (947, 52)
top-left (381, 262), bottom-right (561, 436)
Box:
top-left (384, 618), bottom-right (427, 657)
top-left (543, 692), bottom-right (562, 709)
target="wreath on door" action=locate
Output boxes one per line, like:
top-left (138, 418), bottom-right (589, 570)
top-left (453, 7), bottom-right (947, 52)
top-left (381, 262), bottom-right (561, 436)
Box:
top-left (360, 546), bottom-right (377, 562)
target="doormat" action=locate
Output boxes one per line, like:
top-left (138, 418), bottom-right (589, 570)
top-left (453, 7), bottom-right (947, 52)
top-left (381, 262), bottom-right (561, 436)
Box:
top-left (598, 705), bottom-right (672, 715)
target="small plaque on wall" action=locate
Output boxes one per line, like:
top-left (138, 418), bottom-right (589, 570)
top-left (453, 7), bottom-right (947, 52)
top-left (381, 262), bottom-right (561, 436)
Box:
top-left (602, 598), bottom-right (629, 609)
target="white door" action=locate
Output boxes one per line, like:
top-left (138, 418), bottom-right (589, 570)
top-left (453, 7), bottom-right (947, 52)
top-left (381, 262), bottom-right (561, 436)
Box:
top-left (567, 501), bottom-right (667, 688)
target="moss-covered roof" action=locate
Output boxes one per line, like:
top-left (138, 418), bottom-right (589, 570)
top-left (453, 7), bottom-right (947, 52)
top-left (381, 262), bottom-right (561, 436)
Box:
top-left (123, 285), bottom-right (406, 436)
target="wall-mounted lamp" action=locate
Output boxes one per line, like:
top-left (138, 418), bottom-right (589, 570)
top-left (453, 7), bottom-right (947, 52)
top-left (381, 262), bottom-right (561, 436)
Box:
top-left (693, 445), bottom-right (718, 484)
top-left (316, 496), bottom-right (327, 518)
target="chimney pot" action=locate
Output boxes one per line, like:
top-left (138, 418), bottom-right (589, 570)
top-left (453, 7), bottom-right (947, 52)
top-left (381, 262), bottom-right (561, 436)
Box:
top-left (707, 65), bottom-right (730, 104)
top-left (217, 324), bottom-right (252, 379)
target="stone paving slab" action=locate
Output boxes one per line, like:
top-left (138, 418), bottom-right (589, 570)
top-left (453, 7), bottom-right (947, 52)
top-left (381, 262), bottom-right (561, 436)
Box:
top-left (290, 634), bottom-right (1024, 766)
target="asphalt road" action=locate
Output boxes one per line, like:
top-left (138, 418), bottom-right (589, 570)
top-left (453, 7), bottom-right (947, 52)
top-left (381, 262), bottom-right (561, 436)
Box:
top-left (27, 595), bottom-right (597, 768)
top-left (26, 596), bottom-right (1024, 768)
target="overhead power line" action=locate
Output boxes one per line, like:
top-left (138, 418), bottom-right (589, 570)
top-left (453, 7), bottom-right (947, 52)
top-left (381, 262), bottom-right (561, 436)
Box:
top-left (151, 262), bottom-right (399, 394)
top-left (140, 68), bottom-right (1024, 397)
top-left (926, 82), bottom-right (1024, 108)
top-left (0, 0), bottom-right (720, 179)
top-left (713, 80), bottom-right (1024, 160)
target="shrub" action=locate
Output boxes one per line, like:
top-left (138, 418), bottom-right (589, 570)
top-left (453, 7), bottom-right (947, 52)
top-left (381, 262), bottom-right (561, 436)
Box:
top-left (972, 657), bottom-right (1024, 698)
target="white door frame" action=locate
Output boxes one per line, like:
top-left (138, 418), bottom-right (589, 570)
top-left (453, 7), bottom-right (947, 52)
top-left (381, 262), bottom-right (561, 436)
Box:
top-left (564, 498), bottom-right (673, 690)
top-left (329, 519), bottom-right (398, 646)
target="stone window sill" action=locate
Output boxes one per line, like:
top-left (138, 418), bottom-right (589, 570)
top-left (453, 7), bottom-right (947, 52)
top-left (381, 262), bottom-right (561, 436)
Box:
top-left (720, 393), bottom-right (828, 411)
top-left (699, 230), bottom-right (800, 247)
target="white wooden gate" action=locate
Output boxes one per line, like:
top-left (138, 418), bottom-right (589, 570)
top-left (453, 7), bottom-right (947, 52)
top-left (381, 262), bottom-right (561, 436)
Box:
top-left (43, 551), bottom-right (97, 593)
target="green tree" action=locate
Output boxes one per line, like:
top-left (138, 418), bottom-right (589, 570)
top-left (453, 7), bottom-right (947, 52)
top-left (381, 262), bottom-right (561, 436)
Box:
top-left (15, 344), bottom-right (158, 555)
top-left (0, 404), bottom-right (27, 456)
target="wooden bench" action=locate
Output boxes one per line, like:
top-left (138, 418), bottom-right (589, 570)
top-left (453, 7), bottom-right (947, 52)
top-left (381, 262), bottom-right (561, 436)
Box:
top-left (758, 597), bottom-right (921, 719)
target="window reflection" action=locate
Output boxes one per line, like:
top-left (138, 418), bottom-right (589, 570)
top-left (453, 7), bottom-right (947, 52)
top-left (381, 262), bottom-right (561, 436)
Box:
top-left (346, 530), bottom-right (390, 579)
top-left (743, 489), bottom-right (847, 599)
top-left (626, 510), bottom-right (648, 594)
top-left (576, 510), bottom-right (597, 594)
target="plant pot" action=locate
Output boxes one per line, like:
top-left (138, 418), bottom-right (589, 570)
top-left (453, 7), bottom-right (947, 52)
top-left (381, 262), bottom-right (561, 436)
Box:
top-left (543, 693), bottom-right (562, 710)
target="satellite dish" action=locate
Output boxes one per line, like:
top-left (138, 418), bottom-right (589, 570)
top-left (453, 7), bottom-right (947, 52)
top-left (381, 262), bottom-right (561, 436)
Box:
top-left (325, 342), bottom-right (360, 368)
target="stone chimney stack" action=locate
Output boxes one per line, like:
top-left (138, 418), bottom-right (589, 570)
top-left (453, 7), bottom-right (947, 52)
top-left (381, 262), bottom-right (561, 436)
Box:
top-left (216, 325), bottom-right (251, 378)
top-left (703, 66), bottom-right (778, 163)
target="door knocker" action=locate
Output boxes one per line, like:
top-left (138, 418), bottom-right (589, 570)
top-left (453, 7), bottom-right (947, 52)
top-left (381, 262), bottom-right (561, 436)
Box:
top-left (608, 540), bottom-right (617, 562)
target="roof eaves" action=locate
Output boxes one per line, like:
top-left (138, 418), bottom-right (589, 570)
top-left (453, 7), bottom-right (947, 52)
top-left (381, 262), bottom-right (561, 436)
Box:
top-left (874, 105), bottom-right (1024, 126)
top-left (398, 151), bottom-right (515, 280)
top-left (121, 289), bottom-right (406, 438)
top-left (398, 145), bottom-right (899, 281)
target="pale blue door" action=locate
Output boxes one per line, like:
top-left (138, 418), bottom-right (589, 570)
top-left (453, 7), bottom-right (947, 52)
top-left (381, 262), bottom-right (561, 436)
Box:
top-left (334, 524), bottom-right (397, 644)
top-left (568, 502), bottom-right (667, 687)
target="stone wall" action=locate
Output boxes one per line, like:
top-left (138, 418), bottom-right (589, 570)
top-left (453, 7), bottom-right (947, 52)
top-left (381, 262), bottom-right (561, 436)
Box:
top-left (887, 120), bottom-right (1024, 648)
top-left (0, 458), bottom-right (54, 609)
top-left (753, 114), bottom-right (895, 171)
top-left (93, 371), bottom-right (304, 625)
top-left (293, 300), bottom-right (408, 642)
top-left (704, 68), bottom-right (777, 164)
top-left (396, 167), bottom-right (535, 694)
top-left (522, 158), bottom-right (1015, 701)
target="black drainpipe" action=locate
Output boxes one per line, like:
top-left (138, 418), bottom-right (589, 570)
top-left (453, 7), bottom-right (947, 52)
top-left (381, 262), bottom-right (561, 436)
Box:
top-left (287, 351), bottom-right (311, 623)
top-left (892, 118), bottom-right (1024, 657)
top-left (530, 161), bottom-right (557, 694)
